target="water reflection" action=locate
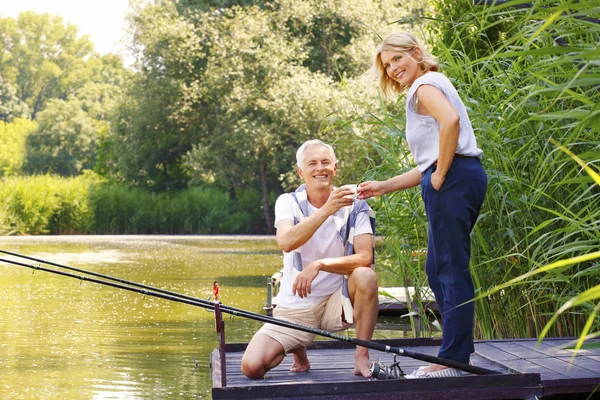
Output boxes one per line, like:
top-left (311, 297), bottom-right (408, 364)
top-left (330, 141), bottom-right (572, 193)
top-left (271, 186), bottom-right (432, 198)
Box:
top-left (0, 236), bottom-right (421, 399)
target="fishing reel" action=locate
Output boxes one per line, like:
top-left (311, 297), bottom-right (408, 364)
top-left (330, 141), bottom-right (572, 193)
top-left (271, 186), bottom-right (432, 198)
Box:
top-left (369, 355), bottom-right (405, 380)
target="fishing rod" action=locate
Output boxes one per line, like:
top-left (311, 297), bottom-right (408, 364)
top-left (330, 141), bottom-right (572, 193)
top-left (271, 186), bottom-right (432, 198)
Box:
top-left (0, 248), bottom-right (225, 306)
top-left (0, 251), bottom-right (501, 376)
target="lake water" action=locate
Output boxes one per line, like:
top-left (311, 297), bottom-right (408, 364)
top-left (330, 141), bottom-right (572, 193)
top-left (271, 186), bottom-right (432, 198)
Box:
top-left (0, 236), bottom-right (418, 399)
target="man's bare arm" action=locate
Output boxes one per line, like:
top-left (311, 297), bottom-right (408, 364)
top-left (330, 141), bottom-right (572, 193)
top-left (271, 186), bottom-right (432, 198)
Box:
top-left (292, 233), bottom-right (373, 298)
top-left (276, 187), bottom-right (354, 253)
top-left (315, 233), bottom-right (373, 274)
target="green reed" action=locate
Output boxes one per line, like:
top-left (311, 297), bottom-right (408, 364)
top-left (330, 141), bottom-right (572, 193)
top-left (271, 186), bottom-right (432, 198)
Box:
top-left (0, 176), bottom-right (260, 235)
top-left (0, 174), bottom-right (95, 235)
top-left (347, 0), bottom-right (600, 339)
top-left (89, 185), bottom-right (245, 234)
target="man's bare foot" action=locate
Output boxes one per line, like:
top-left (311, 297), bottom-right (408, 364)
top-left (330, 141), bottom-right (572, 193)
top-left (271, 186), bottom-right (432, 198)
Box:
top-left (290, 353), bottom-right (310, 373)
top-left (353, 352), bottom-right (372, 377)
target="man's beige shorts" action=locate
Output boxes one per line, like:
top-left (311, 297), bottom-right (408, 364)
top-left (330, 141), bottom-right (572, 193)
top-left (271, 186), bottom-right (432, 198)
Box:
top-left (257, 286), bottom-right (353, 354)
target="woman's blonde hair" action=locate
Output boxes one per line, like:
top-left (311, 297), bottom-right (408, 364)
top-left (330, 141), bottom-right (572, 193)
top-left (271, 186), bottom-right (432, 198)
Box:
top-left (367, 32), bottom-right (440, 98)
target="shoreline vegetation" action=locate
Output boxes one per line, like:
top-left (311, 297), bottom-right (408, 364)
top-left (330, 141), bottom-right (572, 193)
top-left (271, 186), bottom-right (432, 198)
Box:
top-left (1, 0), bottom-right (598, 345)
top-left (0, 174), bottom-right (266, 235)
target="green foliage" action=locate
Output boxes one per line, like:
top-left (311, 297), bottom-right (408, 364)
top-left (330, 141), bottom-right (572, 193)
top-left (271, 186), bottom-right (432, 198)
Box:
top-left (0, 118), bottom-right (36, 176)
top-left (0, 12), bottom-right (127, 179)
top-left (277, 0), bottom-right (426, 79)
top-left (424, 0), bottom-right (512, 62)
top-left (176, 0), bottom-right (262, 12)
top-left (24, 99), bottom-right (101, 176)
top-left (88, 183), bottom-right (265, 234)
top-left (347, 0), bottom-right (600, 338)
top-left (0, 175), bottom-right (262, 235)
top-left (110, 2), bottom-right (196, 190)
top-left (46, 172), bottom-right (96, 234)
top-left (113, 0), bottom-right (423, 229)
top-left (0, 174), bottom-right (97, 235)
top-left (0, 77), bottom-right (29, 122)
top-left (90, 185), bottom-right (227, 234)
top-left (0, 12), bottom-right (96, 119)
top-left (18, 53), bottom-right (127, 177)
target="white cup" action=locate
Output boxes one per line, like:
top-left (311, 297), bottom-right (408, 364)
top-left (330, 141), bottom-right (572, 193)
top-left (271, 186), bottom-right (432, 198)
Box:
top-left (341, 184), bottom-right (358, 200)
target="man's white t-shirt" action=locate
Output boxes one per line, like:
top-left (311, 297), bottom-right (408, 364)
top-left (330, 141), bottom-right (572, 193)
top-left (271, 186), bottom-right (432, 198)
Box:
top-left (274, 193), bottom-right (373, 309)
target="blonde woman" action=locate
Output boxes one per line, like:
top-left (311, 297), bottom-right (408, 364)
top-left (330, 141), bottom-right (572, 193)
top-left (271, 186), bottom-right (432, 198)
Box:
top-left (357, 32), bottom-right (487, 379)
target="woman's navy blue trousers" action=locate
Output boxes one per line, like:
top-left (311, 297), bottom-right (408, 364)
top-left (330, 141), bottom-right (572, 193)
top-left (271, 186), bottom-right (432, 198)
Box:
top-left (420, 157), bottom-right (487, 364)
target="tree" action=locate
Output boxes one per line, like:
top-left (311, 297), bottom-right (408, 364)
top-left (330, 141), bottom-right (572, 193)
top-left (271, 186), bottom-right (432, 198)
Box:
top-left (24, 99), bottom-right (101, 176)
top-left (114, 0), bottom-right (423, 229)
top-left (0, 11), bottom-right (95, 119)
top-left (0, 77), bottom-right (29, 122)
top-left (0, 118), bottom-right (36, 176)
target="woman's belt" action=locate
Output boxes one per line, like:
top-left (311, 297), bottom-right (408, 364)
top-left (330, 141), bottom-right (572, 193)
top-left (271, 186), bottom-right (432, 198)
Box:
top-left (432, 154), bottom-right (479, 166)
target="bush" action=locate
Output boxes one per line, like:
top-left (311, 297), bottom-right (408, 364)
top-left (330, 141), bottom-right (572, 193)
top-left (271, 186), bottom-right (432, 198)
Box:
top-left (0, 119), bottom-right (36, 176)
top-left (0, 176), bottom-right (262, 235)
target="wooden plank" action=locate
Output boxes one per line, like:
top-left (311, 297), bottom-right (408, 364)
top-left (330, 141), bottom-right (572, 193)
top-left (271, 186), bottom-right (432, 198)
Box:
top-left (226, 352), bottom-right (501, 373)
top-left (224, 337), bottom-right (443, 352)
top-left (485, 341), bottom-right (547, 359)
top-left (555, 355), bottom-right (600, 372)
top-left (225, 364), bottom-right (507, 388)
top-left (509, 339), bottom-right (575, 357)
top-left (214, 303), bottom-right (227, 387)
top-left (228, 371), bottom-right (370, 386)
top-left (224, 364), bottom-right (506, 389)
top-left (215, 386), bottom-right (544, 400)
top-left (213, 372), bottom-right (542, 400)
top-left (494, 358), bottom-right (568, 380)
top-left (542, 377), bottom-right (600, 396)
top-left (211, 349), bottom-right (224, 389)
top-left (530, 357), bottom-right (600, 379)
top-left (475, 342), bottom-right (522, 361)
top-left (530, 338), bottom-right (600, 356)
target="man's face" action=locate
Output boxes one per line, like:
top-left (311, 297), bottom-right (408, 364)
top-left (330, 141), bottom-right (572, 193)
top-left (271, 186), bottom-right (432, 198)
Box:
top-left (298, 145), bottom-right (337, 190)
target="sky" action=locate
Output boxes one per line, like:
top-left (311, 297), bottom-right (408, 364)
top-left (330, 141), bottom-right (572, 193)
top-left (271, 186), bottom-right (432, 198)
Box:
top-left (0, 0), bottom-right (131, 56)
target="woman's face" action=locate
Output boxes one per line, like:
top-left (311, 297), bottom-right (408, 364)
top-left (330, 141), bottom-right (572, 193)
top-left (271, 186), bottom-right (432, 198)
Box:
top-left (380, 48), bottom-right (423, 87)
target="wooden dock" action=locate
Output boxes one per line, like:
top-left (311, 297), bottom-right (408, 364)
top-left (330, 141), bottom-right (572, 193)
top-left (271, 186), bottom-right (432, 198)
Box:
top-left (211, 337), bottom-right (600, 399)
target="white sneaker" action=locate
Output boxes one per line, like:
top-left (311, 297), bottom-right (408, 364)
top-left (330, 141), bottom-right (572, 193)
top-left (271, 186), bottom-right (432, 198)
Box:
top-left (405, 367), bottom-right (467, 379)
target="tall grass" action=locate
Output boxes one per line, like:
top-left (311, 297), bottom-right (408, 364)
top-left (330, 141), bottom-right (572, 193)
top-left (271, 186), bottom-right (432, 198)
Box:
top-left (347, 0), bottom-right (600, 339)
top-left (0, 175), bottom-right (94, 235)
top-left (89, 185), bottom-right (252, 234)
top-left (0, 175), bottom-right (263, 235)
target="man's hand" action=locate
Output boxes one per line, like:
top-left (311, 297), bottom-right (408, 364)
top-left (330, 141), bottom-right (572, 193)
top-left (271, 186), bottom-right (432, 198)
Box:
top-left (292, 262), bottom-right (321, 298)
top-left (321, 187), bottom-right (355, 216)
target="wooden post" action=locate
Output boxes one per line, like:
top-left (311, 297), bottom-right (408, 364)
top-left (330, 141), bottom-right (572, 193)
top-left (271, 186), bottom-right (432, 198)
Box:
top-left (214, 302), bottom-right (226, 387)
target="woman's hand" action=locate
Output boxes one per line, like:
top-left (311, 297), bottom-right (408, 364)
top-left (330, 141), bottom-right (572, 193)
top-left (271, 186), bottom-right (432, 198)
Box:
top-left (357, 181), bottom-right (385, 199)
top-left (430, 170), bottom-right (445, 191)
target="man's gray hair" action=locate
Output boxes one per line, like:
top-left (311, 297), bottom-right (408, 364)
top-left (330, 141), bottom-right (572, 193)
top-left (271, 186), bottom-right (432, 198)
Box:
top-left (296, 139), bottom-right (337, 167)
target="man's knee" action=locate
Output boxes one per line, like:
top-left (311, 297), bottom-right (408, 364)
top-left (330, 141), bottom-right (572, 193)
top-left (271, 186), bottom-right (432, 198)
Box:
top-left (241, 355), bottom-right (266, 379)
top-left (241, 332), bottom-right (285, 379)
